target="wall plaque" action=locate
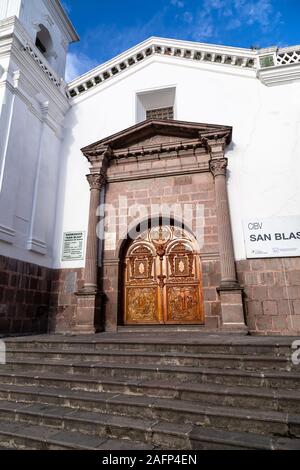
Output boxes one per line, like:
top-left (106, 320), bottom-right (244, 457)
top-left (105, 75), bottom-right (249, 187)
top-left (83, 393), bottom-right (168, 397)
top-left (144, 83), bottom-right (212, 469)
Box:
top-left (243, 216), bottom-right (300, 259)
top-left (62, 232), bottom-right (85, 261)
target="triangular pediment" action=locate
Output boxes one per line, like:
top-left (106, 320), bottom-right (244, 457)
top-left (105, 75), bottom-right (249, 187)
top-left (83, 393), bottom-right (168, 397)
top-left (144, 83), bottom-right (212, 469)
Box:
top-left (82, 119), bottom-right (232, 160)
top-left (118, 133), bottom-right (195, 151)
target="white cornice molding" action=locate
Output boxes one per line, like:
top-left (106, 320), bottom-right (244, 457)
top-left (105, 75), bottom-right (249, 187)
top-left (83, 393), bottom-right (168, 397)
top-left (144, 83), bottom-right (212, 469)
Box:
top-left (69, 55), bottom-right (257, 107)
top-left (68, 36), bottom-right (257, 88)
top-left (258, 63), bottom-right (300, 86)
top-left (67, 37), bottom-right (257, 100)
top-left (0, 224), bottom-right (15, 244)
top-left (27, 238), bottom-right (47, 255)
top-left (66, 37), bottom-right (300, 101)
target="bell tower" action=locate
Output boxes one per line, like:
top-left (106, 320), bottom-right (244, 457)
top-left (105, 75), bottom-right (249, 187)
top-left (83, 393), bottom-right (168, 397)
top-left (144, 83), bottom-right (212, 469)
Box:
top-left (0, 1), bottom-right (78, 275)
top-left (0, 0), bottom-right (78, 77)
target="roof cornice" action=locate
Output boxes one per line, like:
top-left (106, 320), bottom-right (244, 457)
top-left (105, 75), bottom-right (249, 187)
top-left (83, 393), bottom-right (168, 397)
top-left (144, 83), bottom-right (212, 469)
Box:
top-left (67, 37), bottom-right (300, 101)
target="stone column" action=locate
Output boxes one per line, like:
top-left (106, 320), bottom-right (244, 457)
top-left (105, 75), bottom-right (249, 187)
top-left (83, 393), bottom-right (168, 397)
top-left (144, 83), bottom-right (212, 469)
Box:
top-left (208, 146), bottom-right (248, 333)
top-left (75, 172), bottom-right (105, 334)
top-left (84, 173), bottom-right (105, 290)
top-left (210, 158), bottom-right (238, 288)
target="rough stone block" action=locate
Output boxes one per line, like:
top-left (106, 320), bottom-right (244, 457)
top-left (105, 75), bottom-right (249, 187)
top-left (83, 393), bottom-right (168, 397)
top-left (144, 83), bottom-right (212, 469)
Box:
top-left (293, 301), bottom-right (300, 315)
top-left (246, 301), bottom-right (263, 315)
top-left (291, 315), bottom-right (300, 330)
top-left (252, 286), bottom-right (268, 301)
top-left (277, 299), bottom-right (293, 316)
top-left (272, 315), bottom-right (289, 331)
top-left (203, 288), bottom-right (217, 301)
top-left (262, 300), bottom-right (278, 316)
top-left (287, 270), bottom-right (300, 286)
top-left (256, 316), bottom-right (273, 331)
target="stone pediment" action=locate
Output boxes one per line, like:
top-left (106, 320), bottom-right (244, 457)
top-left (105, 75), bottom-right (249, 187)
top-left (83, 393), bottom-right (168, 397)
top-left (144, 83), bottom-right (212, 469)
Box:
top-left (119, 133), bottom-right (193, 151)
top-left (81, 119), bottom-right (232, 162)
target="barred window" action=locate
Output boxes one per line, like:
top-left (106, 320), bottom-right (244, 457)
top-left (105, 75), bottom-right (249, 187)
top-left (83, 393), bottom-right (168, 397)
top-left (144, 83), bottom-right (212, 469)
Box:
top-left (146, 106), bottom-right (174, 120)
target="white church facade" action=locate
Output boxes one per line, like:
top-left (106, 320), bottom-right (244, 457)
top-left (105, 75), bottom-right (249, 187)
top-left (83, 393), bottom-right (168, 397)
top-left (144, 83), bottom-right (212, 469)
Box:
top-left (1, 0), bottom-right (300, 336)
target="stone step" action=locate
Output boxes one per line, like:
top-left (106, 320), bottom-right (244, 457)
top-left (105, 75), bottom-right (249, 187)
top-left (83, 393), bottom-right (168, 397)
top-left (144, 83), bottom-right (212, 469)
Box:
top-left (189, 427), bottom-right (300, 450)
top-left (1, 358), bottom-right (299, 387)
top-left (0, 400), bottom-right (189, 449)
top-left (0, 400), bottom-right (299, 450)
top-left (0, 419), bottom-right (154, 450)
top-left (0, 383), bottom-right (299, 436)
top-left (0, 370), bottom-right (299, 412)
top-left (4, 349), bottom-right (293, 371)
top-left (4, 335), bottom-right (294, 356)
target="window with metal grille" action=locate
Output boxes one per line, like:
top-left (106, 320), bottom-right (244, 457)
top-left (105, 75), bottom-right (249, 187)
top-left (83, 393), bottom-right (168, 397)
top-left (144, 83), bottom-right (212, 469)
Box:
top-left (146, 106), bottom-right (174, 120)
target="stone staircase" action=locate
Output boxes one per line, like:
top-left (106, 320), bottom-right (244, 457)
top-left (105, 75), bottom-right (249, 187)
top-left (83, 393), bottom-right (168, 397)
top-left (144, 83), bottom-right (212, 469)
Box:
top-left (0, 332), bottom-right (300, 450)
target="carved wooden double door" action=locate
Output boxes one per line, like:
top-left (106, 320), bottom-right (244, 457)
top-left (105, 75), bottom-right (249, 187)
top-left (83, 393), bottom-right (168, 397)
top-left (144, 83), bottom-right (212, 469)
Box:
top-left (124, 225), bottom-right (204, 324)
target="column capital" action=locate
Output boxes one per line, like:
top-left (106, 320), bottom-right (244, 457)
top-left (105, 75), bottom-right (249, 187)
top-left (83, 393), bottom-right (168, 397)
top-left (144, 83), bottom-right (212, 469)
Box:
top-left (209, 158), bottom-right (228, 178)
top-left (82, 144), bottom-right (112, 166)
top-left (86, 172), bottom-right (106, 190)
top-left (201, 135), bottom-right (229, 158)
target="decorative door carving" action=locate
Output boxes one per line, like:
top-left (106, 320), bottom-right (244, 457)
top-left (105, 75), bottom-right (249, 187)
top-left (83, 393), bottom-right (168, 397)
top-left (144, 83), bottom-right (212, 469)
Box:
top-left (124, 225), bottom-right (204, 324)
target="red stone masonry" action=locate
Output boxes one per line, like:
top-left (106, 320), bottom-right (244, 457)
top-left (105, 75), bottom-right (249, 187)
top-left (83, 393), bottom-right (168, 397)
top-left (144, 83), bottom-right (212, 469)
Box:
top-left (236, 258), bottom-right (300, 335)
top-left (48, 268), bottom-right (85, 334)
top-left (0, 255), bottom-right (86, 335)
top-left (0, 255), bottom-right (51, 335)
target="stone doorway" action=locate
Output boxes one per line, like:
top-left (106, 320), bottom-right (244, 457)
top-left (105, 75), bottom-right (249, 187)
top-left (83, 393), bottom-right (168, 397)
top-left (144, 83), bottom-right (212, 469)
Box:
top-left (75, 119), bottom-right (247, 334)
top-left (123, 224), bottom-right (204, 325)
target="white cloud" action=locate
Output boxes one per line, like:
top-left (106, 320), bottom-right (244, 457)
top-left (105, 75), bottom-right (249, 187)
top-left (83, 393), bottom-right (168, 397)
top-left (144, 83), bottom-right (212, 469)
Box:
top-left (183, 11), bottom-right (193, 24)
top-left (226, 18), bottom-right (242, 30)
top-left (190, 0), bottom-right (282, 41)
top-left (80, 6), bottom-right (170, 65)
top-left (65, 52), bottom-right (97, 82)
top-left (244, 0), bottom-right (275, 27)
top-left (193, 22), bottom-right (215, 40)
top-left (171, 0), bottom-right (185, 7)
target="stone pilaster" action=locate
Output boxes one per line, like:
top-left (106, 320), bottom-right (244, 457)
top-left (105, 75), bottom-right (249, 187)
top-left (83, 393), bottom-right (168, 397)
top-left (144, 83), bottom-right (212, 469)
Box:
top-left (208, 142), bottom-right (248, 333)
top-left (210, 158), bottom-right (238, 288)
top-left (84, 172), bottom-right (105, 291)
top-left (75, 171), bottom-right (106, 334)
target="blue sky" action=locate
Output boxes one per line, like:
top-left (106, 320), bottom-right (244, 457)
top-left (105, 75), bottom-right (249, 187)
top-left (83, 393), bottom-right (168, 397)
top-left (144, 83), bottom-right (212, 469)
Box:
top-left (63, 0), bottom-right (300, 81)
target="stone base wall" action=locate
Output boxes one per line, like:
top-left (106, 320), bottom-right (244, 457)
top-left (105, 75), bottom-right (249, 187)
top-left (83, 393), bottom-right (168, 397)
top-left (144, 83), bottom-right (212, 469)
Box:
top-left (1, 253), bottom-right (300, 336)
top-left (0, 254), bottom-right (91, 336)
top-left (201, 259), bottom-right (222, 330)
top-left (0, 255), bottom-right (52, 335)
top-left (237, 258), bottom-right (300, 335)
top-left (48, 268), bottom-right (84, 334)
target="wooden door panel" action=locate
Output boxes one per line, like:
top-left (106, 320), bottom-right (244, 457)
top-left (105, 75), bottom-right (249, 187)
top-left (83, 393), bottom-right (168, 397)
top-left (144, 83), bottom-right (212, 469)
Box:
top-left (123, 225), bottom-right (204, 325)
top-left (166, 285), bottom-right (203, 323)
top-left (125, 286), bottom-right (160, 324)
